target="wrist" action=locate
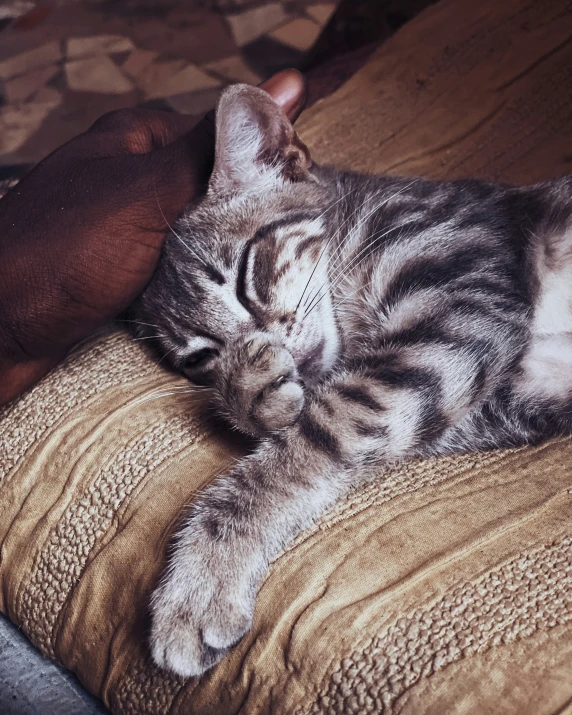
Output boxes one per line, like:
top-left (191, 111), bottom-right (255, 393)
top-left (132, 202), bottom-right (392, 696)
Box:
top-left (0, 285), bottom-right (65, 405)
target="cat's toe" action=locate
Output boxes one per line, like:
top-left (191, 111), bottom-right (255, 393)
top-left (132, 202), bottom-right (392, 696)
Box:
top-left (151, 606), bottom-right (239, 678)
top-left (150, 578), bottom-right (254, 678)
top-left (151, 611), bottom-right (207, 678)
top-left (252, 377), bottom-right (304, 431)
top-left (201, 603), bottom-right (253, 650)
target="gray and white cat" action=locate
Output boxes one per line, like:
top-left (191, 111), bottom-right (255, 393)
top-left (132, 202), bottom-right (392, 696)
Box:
top-left (136, 84), bottom-right (572, 677)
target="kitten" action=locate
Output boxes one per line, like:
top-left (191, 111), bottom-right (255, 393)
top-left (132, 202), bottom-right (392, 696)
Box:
top-left (136, 83), bottom-right (572, 677)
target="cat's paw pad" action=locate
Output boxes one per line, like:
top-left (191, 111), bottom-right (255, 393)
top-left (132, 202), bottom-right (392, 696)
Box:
top-left (150, 579), bottom-right (253, 678)
top-left (251, 376), bottom-right (304, 432)
top-left (228, 335), bottom-right (305, 434)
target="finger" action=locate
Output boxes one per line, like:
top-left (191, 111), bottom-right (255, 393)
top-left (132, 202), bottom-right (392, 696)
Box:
top-left (0, 354), bottom-right (63, 405)
top-left (260, 69), bottom-right (307, 122)
top-left (86, 108), bottom-right (200, 154)
top-left (137, 117), bottom-right (214, 221)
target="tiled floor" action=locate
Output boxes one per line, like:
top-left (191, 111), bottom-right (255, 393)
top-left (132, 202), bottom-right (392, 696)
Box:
top-left (0, 0), bottom-right (338, 167)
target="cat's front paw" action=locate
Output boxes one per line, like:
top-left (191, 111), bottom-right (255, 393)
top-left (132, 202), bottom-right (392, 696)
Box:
top-left (251, 369), bottom-right (304, 434)
top-left (150, 538), bottom-right (255, 678)
top-left (219, 333), bottom-right (305, 436)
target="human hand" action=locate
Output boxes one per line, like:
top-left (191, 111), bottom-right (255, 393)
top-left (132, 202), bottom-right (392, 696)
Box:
top-left (0, 70), bottom-right (306, 405)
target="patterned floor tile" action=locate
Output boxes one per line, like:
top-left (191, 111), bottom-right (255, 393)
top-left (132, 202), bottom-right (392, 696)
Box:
top-left (203, 54), bottom-right (262, 85)
top-left (0, 41), bottom-right (60, 81)
top-left (0, 1), bottom-right (35, 21)
top-left (0, 86), bottom-right (61, 156)
top-left (166, 87), bottom-right (222, 116)
top-left (4, 88), bottom-right (139, 164)
top-left (128, 11), bottom-right (238, 65)
top-left (4, 65), bottom-right (59, 103)
top-left (270, 17), bottom-right (322, 51)
top-left (147, 63), bottom-right (220, 100)
top-left (67, 34), bottom-right (135, 59)
top-left (306, 3), bottom-right (337, 25)
top-left (136, 60), bottom-right (220, 100)
top-left (227, 2), bottom-right (290, 46)
top-left (11, 2), bottom-right (56, 31)
top-left (120, 49), bottom-right (158, 80)
top-left (65, 56), bottom-right (134, 94)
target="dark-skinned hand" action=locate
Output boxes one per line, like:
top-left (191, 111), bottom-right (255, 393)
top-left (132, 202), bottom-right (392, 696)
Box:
top-left (0, 70), bottom-right (306, 405)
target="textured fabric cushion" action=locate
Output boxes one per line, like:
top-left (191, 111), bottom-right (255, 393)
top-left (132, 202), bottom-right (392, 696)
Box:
top-left (1, 0), bottom-right (572, 713)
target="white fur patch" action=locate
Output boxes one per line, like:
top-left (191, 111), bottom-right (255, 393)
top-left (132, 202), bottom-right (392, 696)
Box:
top-left (532, 226), bottom-right (572, 335)
top-left (515, 333), bottom-right (572, 401)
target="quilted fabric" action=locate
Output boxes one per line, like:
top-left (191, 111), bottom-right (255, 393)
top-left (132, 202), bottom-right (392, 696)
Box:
top-left (1, 0), bottom-right (572, 712)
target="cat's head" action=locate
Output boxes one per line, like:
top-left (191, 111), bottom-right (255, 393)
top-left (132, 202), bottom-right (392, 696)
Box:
top-left (138, 83), bottom-right (340, 436)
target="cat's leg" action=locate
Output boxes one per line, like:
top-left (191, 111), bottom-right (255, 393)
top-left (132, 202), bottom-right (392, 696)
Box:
top-left (150, 341), bottom-right (490, 677)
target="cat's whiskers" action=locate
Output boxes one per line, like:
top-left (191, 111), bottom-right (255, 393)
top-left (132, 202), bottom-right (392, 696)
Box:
top-left (304, 219), bottom-right (414, 321)
top-left (309, 223), bottom-right (409, 319)
top-left (130, 393), bottom-right (198, 408)
top-left (330, 277), bottom-right (378, 313)
top-left (294, 186), bottom-right (361, 314)
top-left (135, 383), bottom-right (204, 391)
top-left (302, 204), bottom-right (381, 320)
top-left (129, 387), bottom-right (206, 409)
top-left (129, 381), bottom-right (206, 394)
top-left (324, 180), bottom-right (419, 283)
top-left (302, 181), bottom-right (418, 317)
top-left (119, 319), bottom-right (162, 331)
top-left (329, 221), bottom-right (410, 292)
top-left (157, 344), bottom-right (181, 367)
top-left (306, 179), bottom-right (417, 314)
top-left (301, 187), bottom-right (383, 312)
top-left (314, 186), bottom-right (392, 283)
top-left (335, 180), bottom-right (417, 269)
top-left (153, 177), bottom-right (208, 265)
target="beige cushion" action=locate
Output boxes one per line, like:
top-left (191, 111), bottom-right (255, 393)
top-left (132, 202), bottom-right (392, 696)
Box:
top-left (1, 0), bottom-right (572, 712)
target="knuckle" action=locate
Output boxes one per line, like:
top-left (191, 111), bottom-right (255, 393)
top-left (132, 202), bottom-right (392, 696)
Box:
top-left (89, 109), bottom-right (151, 152)
top-left (90, 108), bottom-right (139, 131)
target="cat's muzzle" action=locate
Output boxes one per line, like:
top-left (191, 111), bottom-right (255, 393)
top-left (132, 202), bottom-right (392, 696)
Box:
top-left (215, 333), bottom-right (305, 437)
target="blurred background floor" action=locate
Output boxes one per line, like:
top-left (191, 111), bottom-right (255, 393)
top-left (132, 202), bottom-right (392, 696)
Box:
top-left (0, 0), bottom-right (339, 167)
top-left (0, 0), bottom-right (438, 173)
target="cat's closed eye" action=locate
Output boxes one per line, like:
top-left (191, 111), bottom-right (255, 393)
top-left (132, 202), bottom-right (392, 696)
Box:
top-left (183, 347), bottom-right (219, 371)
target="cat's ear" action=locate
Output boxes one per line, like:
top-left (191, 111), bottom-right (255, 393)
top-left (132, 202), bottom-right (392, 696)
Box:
top-left (210, 84), bottom-right (312, 192)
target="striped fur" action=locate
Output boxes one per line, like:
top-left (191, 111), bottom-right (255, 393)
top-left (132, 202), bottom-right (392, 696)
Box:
top-left (136, 85), bottom-right (572, 677)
